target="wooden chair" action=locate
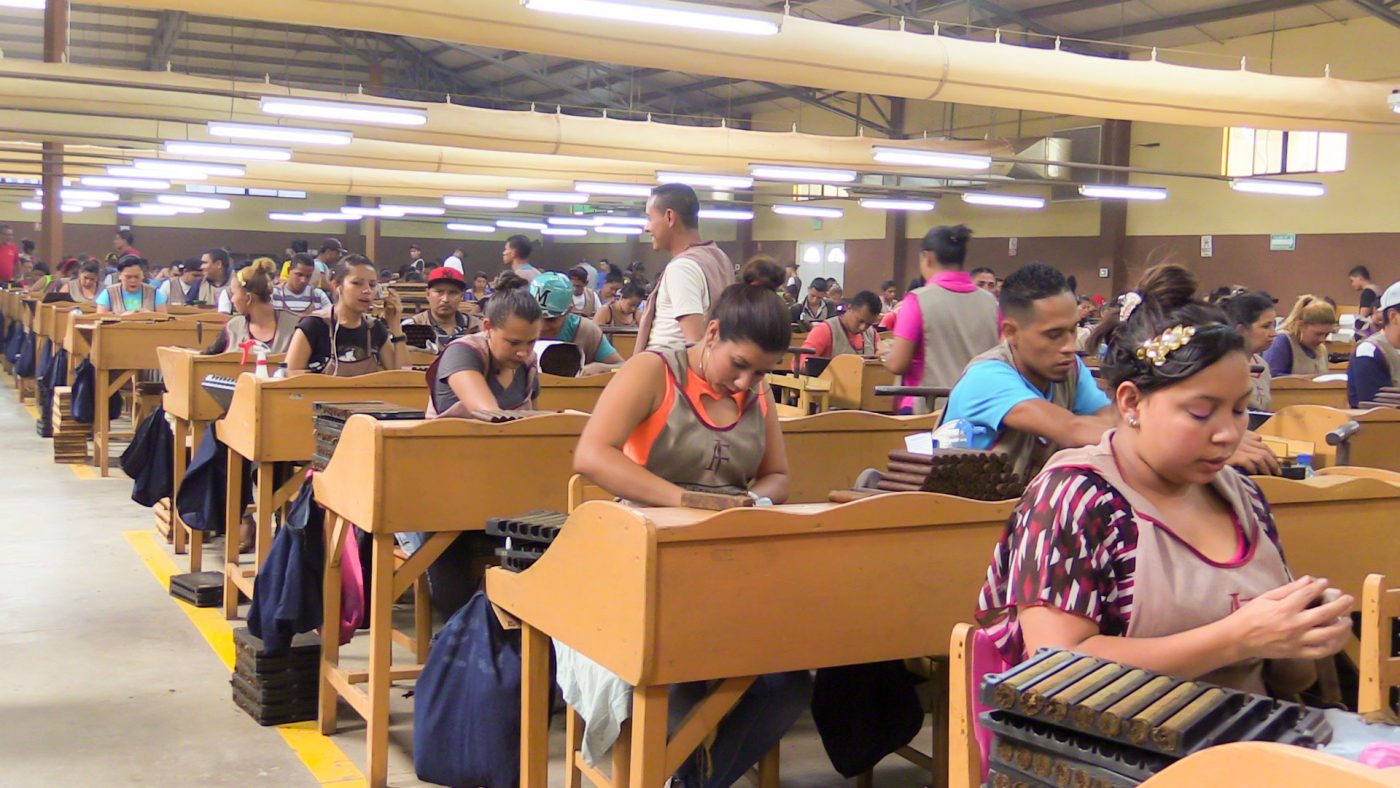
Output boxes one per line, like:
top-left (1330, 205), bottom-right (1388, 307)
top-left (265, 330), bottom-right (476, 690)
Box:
top-left (1360, 573), bottom-right (1400, 716)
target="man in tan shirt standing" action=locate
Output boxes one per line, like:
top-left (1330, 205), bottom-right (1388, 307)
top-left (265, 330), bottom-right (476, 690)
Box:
top-left (636, 183), bottom-right (736, 351)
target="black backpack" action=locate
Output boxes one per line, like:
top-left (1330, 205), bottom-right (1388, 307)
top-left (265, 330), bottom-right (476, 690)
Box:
top-left (121, 406), bottom-right (174, 507)
top-left (69, 358), bottom-right (124, 423)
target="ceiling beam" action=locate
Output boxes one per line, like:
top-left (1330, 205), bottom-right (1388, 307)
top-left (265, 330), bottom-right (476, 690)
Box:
top-left (1350, 0), bottom-right (1400, 28)
top-left (1019, 0), bottom-right (1128, 19)
top-left (966, 0), bottom-right (1068, 36)
top-left (752, 83), bottom-right (897, 136)
top-left (1076, 0), bottom-right (1324, 40)
top-left (145, 10), bottom-right (185, 70)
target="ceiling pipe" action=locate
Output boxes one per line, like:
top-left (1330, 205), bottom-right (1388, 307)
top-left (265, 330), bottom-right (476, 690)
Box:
top-left (75, 0), bottom-right (1400, 133)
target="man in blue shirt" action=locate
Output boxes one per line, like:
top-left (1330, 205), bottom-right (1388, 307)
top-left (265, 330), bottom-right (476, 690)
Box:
top-left (1348, 282), bottom-right (1400, 408)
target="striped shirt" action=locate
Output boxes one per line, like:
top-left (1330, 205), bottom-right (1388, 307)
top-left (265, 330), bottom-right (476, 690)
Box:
top-left (975, 465), bottom-right (1283, 665)
top-left (271, 284), bottom-right (331, 315)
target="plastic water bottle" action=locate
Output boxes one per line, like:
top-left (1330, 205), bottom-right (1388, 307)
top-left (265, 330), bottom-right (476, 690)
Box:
top-left (1296, 453), bottom-right (1316, 478)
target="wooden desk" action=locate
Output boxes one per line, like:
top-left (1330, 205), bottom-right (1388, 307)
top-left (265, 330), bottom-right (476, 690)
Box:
top-left (1270, 376), bottom-right (1350, 410)
top-left (822, 355), bottom-right (897, 412)
top-left (781, 411), bottom-right (937, 502)
top-left (311, 412), bottom-right (591, 787)
top-left (1140, 742), bottom-right (1400, 787)
top-left (157, 347), bottom-right (282, 568)
top-left (486, 493), bottom-right (1015, 787)
top-left (537, 370), bottom-right (615, 412)
top-left (215, 372), bottom-right (428, 619)
top-left (1261, 474), bottom-right (1400, 602)
top-left (766, 372), bottom-right (832, 417)
top-left (602, 328), bottom-right (638, 359)
top-left (85, 316), bottom-right (226, 476)
top-left (1257, 405), bottom-right (1400, 473)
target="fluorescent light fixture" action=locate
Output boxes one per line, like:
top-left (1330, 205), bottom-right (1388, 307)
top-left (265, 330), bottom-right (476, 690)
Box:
top-left (591, 215), bottom-right (647, 226)
top-left (595, 225), bottom-right (644, 235)
top-left (0, 0), bottom-right (46, 9)
top-left (508, 190), bottom-right (590, 203)
top-left (214, 186), bottom-right (247, 196)
top-left (36, 188), bottom-right (120, 202)
top-left (62, 200), bottom-right (103, 208)
top-left (207, 121), bottom-right (352, 146)
top-left (21, 201), bottom-right (85, 213)
top-left (340, 206), bottom-right (407, 218)
top-left (163, 140), bottom-right (291, 161)
top-left (269, 212), bottom-right (323, 222)
top-left (305, 212), bottom-right (360, 221)
top-left (961, 192), bottom-right (1046, 209)
top-left (573, 181), bottom-right (652, 198)
top-left (80, 175), bottom-right (171, 190)
top-left (872, 147), bottom-right (992, 170)
top-left (156, 205), bottom-right (205, 215)
top-left (380, 204), bottom-right (445, 216)
top-left (750, 165), bottom-right (857, 183)
top-left (446, 223), bottom-right (496, 233)
top-left (541, 227), bottom-right (588, 237)
top-left (117, 205), bottom-right (180, 216)
top-left (157, 194), bottom-right (231, 209)
top-left (522, 0), bottom-right (780, 36)
top-left (698, 208), bottom-right (754, 221)
top-left (1229, 178), bottom-right (1326, 197)
top-left (656, 171), bottom-right (754, 190)
top-left (547, 216), bottom-right (600, 227)
top-left (131, 158), bottom-right (246, 177)
top-left (444, 196), bottom-right (519, 209)
top-left (772, 203), bottom-right (843, 219)
top-left (1079, 184), bottom-right (1167, 201)
top-left (260, 96), bottom-right (427, 127)
top-left (859, 198), bottom-right (935, 212)
top-left (497, 219), bottom-right (548, 231)
top-left (107, 165), bottom-right (205, 181)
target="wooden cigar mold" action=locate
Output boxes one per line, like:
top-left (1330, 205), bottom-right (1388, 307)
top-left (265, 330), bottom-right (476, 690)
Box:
top-left (310, 401), bottom-right (424, 470)
top-left (978, 648), bottom-right (1334, 782)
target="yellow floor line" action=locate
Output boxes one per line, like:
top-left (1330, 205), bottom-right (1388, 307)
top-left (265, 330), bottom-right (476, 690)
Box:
top-left (22, 402), bottom-right (38, 420)
top-left (124, 530), bottom-right (366, 786)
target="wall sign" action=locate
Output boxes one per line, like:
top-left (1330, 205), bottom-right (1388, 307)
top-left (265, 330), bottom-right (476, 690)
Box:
top-left (1269, 233), bottom-right (1297, 251)
top-left (1099, 267), bottom-right (1110, 279)
top-left (1008, 237), bottom-right (1018, 257)
top-left (1201, 235), bottom-right (1213, 258)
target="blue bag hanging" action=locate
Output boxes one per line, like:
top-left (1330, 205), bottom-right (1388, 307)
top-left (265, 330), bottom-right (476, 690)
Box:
top-left (121, 405), bottom-right (174, 507)
top-left (69, 358), bottom-right (124, 423)
top-left (175, 427), bottom-right (251, 534)
top-left (247, 480), bottom-right (325, 654)
top-left (4, 324), bottom-right (23, 363)
top-left (15, 330), bottom-right (36, 378)
top-left (414, 590), bottom-right (528, 788)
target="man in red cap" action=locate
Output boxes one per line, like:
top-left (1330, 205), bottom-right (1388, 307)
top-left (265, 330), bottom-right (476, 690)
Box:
top-left (402, 266), bottom-right (480, 350)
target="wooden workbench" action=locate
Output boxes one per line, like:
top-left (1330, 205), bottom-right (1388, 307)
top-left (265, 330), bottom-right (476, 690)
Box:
top-left (215, 371), bottom-right (428, 619)
top-left (781, 411), bottom-right (936, 502)
top-left (487, 493), bottom-right (1016, 787)
top-left (1260, 473), bottom-right (1400, 602)
top-left (1257, 405), bottom-right (1400, 473)
top-left (821, 354), bottom-right (898, 412)
top-left (311, 412), bottom-right (592, 788)
top-left (157, 347), bottom-right (283, 568)
top-left (1139, 742), bottom-right (1400, 787)
top-left (537, 370), bottom-right (615, 411)
top-left (1270, 375), bottom-right (1350, 410)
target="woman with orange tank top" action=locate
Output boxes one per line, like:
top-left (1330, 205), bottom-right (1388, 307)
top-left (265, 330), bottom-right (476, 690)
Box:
top-left (574, 259), bottom-right (809, 787)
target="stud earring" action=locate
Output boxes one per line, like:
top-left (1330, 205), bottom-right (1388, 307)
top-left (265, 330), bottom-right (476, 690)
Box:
top-left (1127, 415), bottom-right (1140, 428)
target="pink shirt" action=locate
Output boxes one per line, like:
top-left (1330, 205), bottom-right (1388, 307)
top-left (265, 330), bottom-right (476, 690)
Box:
top-left (891, 271), bottom-right (980, 410)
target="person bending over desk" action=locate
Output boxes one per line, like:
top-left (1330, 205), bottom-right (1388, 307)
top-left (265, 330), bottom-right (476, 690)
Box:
top-left (284, 255), bottom-right (408, 376)
top-left (943, 264), bottom-right (1279, 483)
top-left (59, 260), bottom-right (101, 305)
top-left (427, 272), bottom-right (542, 418)
top-left (574, 266), bottom-right (808, 787)
top-left (795, 289), bottom-right (881, 371)
top-left (532, 272), bottom-right (623, 376)
top-left (1348, 281), bottom-right (1400, 408)
top-left (1262, 295), bottom-right (1335, 378)
top-left (593, 281), bottom-right (644, 328)
top-left (205, 258), bottom-right (301, 356)
top-left (1220, 291), bottom-right (1278, 411)
top-left (96, 255), bottom-right (166, 314)
top-left (977, 271), bottom-right (1352, 695)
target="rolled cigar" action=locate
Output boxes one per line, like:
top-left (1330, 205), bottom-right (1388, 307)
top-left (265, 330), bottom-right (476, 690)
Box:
top-left (888, 450), bottom-right (935, 466)
top-left (888, 460), bottom-right (936, 476)
top-left (828, 489), bottom-right (881, 503)
top-left (1127, 682), bottom-right (1201, 745)
top-left (1072, 669), bottom-right (1149, 729)
top-left (991, 650), bottom-right (1076, 709)
top-left (1055, 761), bottom-right (1073, 786)
top-left (1151, 687), bottom-right (1227, 753)
top-left (1099, 675), bottom-right (1174, 737)
top-left (1021, 657), bottom-right (1097, 715)
top-left (880, 470), bottom-right (930, 486)
top-left (1031, 752), bottom-right (1053, 779)
top-left (1046, 663), bottom-right (1126, 722)
top-left (680, 491), bottom-right (754, 511)
top-left (876, 480), bottom-right (922, 492)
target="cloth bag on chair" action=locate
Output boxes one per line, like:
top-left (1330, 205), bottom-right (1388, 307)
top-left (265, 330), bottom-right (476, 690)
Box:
top-left (175, 428), bottom-right (251, 535)
top-left (414, 590), bottom-right (528, 788)
top-left (69, 358), bottom-right (124, 423)
top-left (247, 479), bottom-right (325, 654)
top-left (121, 405), bottom-right (174, 507)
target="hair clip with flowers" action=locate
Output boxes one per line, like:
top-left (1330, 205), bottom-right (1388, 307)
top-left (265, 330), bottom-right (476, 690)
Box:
top-left (1137, 325), bottom-right (1196, 366)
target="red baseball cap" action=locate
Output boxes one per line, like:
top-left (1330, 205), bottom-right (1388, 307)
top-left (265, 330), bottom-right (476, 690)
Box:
top-left (427, 266), bottom-right (466, 289)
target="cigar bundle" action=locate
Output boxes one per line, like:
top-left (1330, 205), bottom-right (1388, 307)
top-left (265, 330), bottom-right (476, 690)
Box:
top-left (980, 648), bottom-right (1333, 771)
top-left (864, 448), bottom-right (1025, 501)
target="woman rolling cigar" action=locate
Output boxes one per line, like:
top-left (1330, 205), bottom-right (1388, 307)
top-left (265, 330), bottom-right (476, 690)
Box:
top-left (978, 265), bottom-right (1352, 696)
top-left (204, 258), bottom-right (302, 355)
top-left (426, 271), bottom-right (542, 417)
top-left (285, 255), bottom-right (408, 376)
top-left (573, 259), bottom-right (809, 787)
top-left (1220, 290), bottom-right (1277, 411)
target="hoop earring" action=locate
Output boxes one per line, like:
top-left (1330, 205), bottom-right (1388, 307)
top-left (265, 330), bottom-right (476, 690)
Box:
top-left (699, 344), bottom-right (710, 378)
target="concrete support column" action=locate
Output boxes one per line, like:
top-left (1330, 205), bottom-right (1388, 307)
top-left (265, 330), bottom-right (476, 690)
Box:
top-left (1098, 119), bottom-right (1132, 296)
top-left (41, 1), bottom-right (68, 266)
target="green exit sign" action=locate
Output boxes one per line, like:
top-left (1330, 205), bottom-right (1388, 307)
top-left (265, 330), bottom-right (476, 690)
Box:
top-left (1269, 233), bottom-right (1296, 251)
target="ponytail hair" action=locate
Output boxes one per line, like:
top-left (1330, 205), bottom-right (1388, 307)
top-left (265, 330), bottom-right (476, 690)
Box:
top-left (1097, 263), bottom-right (1245, 394)
top-left (1280, 294), bottom-right (1337, 341)
top-left (920, 224), bottom-right (972, 268)
top-left (1218, 291), bottom-right (1276, 331)
top-left (740, 255), bottom-right (785, 292)
top-left (708, 264), bottom-right (793, 355)
top-left (486, 271), bottom-right (542, 325)
top-left (234, 256), bottom-right (279, 302)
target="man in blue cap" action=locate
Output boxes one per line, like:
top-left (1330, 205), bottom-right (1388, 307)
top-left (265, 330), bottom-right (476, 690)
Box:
top-left (531, 272), bottom-right (624, 376)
